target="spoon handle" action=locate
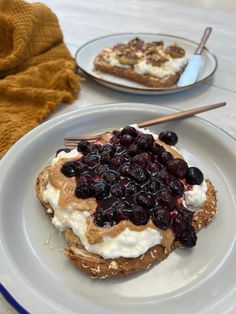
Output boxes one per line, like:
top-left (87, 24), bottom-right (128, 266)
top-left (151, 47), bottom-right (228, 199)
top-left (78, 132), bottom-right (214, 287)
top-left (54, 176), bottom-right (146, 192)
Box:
top-left (195, 27), bottom-right (212, 55)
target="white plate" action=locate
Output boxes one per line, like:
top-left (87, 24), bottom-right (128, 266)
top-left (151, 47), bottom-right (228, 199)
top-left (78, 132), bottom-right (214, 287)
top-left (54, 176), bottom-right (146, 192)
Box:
top-left (0, 103), bottom-right (236, 314)
top-left (75, 33), bottom-right (217, 95)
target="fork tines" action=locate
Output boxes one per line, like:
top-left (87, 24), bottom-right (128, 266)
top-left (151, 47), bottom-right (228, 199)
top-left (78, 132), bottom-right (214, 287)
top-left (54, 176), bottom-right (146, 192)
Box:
top-left (64, 134), bottom-right (99, 149)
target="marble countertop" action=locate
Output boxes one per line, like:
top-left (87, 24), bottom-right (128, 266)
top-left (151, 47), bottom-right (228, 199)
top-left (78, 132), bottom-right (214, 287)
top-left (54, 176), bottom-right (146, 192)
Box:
top-left (1, 0), bottom-right (236, 312)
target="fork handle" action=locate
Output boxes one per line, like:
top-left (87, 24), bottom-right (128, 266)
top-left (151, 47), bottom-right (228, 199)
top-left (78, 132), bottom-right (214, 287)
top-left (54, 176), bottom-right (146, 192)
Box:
top-left (137, 102), bottom-right (226, 128)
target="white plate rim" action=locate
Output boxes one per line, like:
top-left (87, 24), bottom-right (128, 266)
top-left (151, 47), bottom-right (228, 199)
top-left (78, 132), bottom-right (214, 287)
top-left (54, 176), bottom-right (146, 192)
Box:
top-left (0, 103), bottom-right (236, 314)
top-left (75, 32), bottom-right (218, 93)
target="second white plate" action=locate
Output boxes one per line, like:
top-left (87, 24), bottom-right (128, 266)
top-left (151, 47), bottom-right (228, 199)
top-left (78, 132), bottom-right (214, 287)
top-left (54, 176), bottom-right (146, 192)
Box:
top-left (75, 33), bottom-right (217, 95)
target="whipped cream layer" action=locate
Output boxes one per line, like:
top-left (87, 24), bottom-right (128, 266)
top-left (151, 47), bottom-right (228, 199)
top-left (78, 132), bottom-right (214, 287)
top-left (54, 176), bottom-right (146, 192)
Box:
top-left (43, 127), bottom-right (208, 259)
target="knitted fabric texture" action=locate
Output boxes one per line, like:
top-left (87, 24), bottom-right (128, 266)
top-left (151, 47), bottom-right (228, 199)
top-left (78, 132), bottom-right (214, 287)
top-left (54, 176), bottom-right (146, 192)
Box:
top-left (0, 0), bottom-right (81, 156)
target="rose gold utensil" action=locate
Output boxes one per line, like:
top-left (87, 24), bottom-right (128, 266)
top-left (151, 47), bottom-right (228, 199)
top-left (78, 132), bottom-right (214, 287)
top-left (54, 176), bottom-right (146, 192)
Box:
top-left (64, 102), bottom-right (226, 148)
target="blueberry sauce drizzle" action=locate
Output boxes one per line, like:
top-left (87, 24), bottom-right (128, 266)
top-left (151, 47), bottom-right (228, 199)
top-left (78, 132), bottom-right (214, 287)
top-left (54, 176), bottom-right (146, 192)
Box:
top-left (59, 126), bottom-right (204, 247)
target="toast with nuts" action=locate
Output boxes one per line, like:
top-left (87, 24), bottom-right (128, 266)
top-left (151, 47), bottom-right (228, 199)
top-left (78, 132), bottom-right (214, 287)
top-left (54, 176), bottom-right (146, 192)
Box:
top-left (93, 37), bottom-right (188, 88)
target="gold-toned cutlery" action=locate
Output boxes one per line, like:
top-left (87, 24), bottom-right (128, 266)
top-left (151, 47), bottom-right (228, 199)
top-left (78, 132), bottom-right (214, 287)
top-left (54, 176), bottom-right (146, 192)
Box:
top-left (64, 102), bottom-right (226, 148)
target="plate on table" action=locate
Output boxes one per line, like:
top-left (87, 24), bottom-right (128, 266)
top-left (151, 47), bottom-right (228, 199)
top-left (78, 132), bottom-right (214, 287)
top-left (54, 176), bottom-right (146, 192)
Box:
top-left (75, 33), bottom-right (217, 95)
top-left (0, 103), bottom-right (236, 314)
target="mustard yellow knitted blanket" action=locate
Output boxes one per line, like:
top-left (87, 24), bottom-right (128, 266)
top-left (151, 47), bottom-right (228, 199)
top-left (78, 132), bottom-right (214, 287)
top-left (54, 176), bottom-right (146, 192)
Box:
top-left (0, 0), bottom-right (81, 156)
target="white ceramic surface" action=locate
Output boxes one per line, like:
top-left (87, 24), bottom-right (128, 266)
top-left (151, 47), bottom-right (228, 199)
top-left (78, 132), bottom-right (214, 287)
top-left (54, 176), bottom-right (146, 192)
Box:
top-left (75, 33), bottom-right (217, 95)
top-left (0, 103), bottom-right (236, 314)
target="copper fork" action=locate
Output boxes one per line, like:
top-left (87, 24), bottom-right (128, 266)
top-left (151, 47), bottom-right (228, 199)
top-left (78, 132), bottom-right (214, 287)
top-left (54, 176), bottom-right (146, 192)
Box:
top-left (64, 102), bottom-right (226, 149)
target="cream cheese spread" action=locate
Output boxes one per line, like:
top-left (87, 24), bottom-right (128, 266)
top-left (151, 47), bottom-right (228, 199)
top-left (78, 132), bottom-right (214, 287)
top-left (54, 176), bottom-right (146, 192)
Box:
top-left (101, 47), bottom-right (188, 79)
top-left (52, 149), bottom-right (81, 166)
top-left (134, 57), bottom-right (188, 79)
top-left (43, 182), bottom-right (163, 259)
top-left (184, 181), bottom-right (208, 210)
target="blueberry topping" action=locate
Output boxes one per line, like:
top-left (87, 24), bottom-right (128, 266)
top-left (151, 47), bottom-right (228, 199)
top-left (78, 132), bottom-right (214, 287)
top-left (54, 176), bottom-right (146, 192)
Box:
top-left (125, 182), bottom-right (141, 195)
top-left (156, 189), bottom-right (176, 210)
top-left (136, 191), bottom-right (155, 209)
top-left (139, 152), bottom-right (154, 162)
top-left (75, 175), bottom-right (93, 198)
top-left (92, 181), bottom-right (110, 199)
top-left (110, 134), bottom-right (120, 145)
top-left (77, 140), bottom-right (90, 153)
top-left (87, 143), bottom-right (99, 154)
top-left (113, 200), bottom-right (130, 210)
top-left (95, 164), bottom-right (109, 175)
top-left (98, 144), bottom-right (115, 155)
top-left (151, 143), bottom-right (163, 155)
top-left (120, 134), bottom-right (134, 147)
top-left (83, 154), bottom-right (100, 168)
top-left (75, 185), bottom-right (91, 198)
top-left (129, 206), bottom-right (150, 225)
top-left (185, 167), bottom-right (204, 185)
top-left (61, 161), bottom-right (80, 177)
top-left (110, 183), bottom-right (125, 198)
top-left (100, 151), bottom-right (112, 164)
top-left (119, 163), bottom-right (132, 177)
top-left (172, 216), bottom-right (188, 236)
top-left (102, 170), bottom-right (120, 184)
top-left (113, 202), bottom-right (131, 223)
top-left (166, 158), bottom-right (188, 178)
top-left (131, 167), bottom-right (149, 183)
top-left (115, 145), bottom-right (126, 154)
top-left (158, 151), bottom-right (173, 165)
top-left (131, 154), bottom-right (147, 167)
top-left (59, 128), bottom-right (197, 244)
top-left (179, 206), bottom-right (193, 225)
top-left (177, 226), bottom-right (197, 247)
top-left (157, 168), bottom-right (173, 184)
top-left (77, 175), bottom-right (94, 185)
top-left (111, 154), bottom-right (125, 167)
top-left (147, 162), bottom-right (162, 173)
top-left (74, 162), bottom-right (89, 177)
top-left (127, 144), bottom-right (139, 156)
top-left (155, 146), bottom-right (166, 159)
top-left (151, 208), bottom-right (171, 229)
top-left (56, 148), bottom-right (71, 156)
top-left (121, 126), bottom-right (138, 137)
top-left (94, 208), bottom-right (114, 227)
top-left (159, 131), bottom-right (178, 146)
top-left (168, 180), bottom-right (184, 197)
top-left (136, 134), bottom-right (155, 150)
top-left (144, 178), bottom-right (162, 193)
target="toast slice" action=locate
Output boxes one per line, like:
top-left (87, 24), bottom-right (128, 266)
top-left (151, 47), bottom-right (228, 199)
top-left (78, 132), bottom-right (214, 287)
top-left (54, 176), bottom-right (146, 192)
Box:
top-left (94, 56), bottom-right (182, 88)
top-left (93, 37), bottom-right (188, 88)
top-left (36, 168), bottom-right (217, 278)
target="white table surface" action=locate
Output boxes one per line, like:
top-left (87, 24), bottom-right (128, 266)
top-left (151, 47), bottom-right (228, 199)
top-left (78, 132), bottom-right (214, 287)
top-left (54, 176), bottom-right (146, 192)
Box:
top-left (1, 0), bottom-right (236, 312)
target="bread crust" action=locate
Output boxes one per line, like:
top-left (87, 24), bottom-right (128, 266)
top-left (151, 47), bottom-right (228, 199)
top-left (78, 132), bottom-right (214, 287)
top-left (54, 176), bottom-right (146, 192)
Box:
top-left (36, 167), bottom-right (217, 278)
top-left (94, 55), bottom-right (183, 88)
